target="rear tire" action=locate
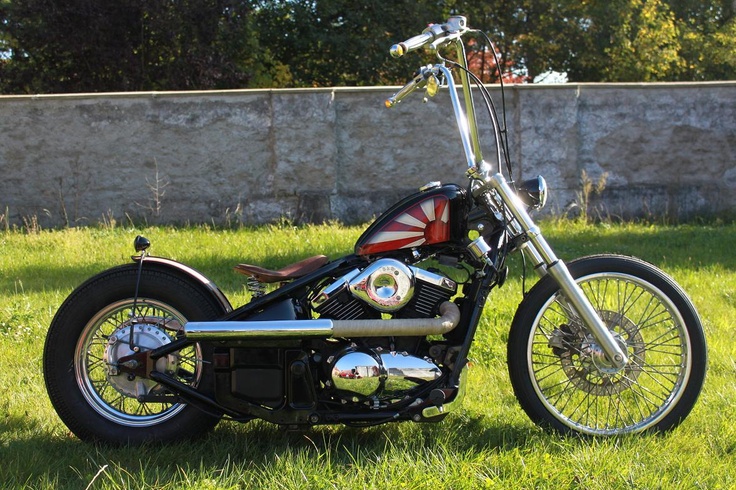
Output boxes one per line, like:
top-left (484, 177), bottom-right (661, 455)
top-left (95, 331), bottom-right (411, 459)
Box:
top-left (44, 264), bottom-right (226, 444)
top-left (508, 255), bottom-right (707, 436)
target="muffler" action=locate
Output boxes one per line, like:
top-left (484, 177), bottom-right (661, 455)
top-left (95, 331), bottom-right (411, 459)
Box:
top-left (184, 301), bottom-right (460, 340)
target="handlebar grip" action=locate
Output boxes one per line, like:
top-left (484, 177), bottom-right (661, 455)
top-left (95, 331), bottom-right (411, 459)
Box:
top-left (390, 17), bottom-right (469, 58)
top-left (390, 31), bottom-right (435, 58)
top-left (389, 24), bottom-right (447, 58)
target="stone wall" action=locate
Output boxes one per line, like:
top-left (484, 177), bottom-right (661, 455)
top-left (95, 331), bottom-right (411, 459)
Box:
top-left (1, 82), bottom-right (734, 227)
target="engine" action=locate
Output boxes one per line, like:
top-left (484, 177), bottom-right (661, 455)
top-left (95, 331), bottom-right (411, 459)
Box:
top-left (311, 259), bottom-right (458, 404)
top-left (311, 258), bottom-right (457, 321)
top-left (213, 259), bottom-right (459, 411)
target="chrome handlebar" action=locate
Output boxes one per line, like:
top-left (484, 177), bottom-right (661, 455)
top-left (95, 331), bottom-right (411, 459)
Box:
top-left (386, 16), bottom-right (489, 178)
top-left (389, 16), bottom-right (468, 58)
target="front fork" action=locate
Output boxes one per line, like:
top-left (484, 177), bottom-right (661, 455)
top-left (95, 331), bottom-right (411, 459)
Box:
top-left (474, 172), bottom-right (629, 369)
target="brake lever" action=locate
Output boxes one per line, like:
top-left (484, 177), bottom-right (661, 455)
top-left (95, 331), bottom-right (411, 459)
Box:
top-left (385, 65), bottom-right (441, 108)
top-left (385, 68), bottom-right (428, 108)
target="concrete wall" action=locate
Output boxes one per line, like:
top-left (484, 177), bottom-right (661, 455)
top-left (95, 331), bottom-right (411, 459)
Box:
top-left (1, 82), bottom-right (734, 227)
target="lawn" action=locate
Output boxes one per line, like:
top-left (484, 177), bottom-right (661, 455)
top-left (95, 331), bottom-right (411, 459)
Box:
top-left (1, 220), bottom-right (734, 489)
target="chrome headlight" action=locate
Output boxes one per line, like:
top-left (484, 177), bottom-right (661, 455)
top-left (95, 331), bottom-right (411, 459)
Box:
top-left (517, 175), bottom-right (548, 210)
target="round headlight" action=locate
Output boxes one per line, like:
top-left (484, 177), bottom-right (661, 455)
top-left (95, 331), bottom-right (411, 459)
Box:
top-left (517, 176), bottom-right (548, 210)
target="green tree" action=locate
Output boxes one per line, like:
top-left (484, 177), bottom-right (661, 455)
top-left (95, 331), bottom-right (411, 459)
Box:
top-left (452, 0), bottom-right (733, 83)
top-left (140, 0), bottom-right (263, 90)
top-left (552, 0), bottom-right (735, 82)
top-left (603, 0), bottom-right (681, 81)
top-left (0, 0), bottom-right (265, 93)
top-left (445, 1), bottom-right (589, 82)
top-left (1, 0), bottom-right (734, 93)
top-left (668, 0), bottom-right (736, 80)
top-left (254, 0), bottom-right (445, 87)
top-left (1, 0), bottom-right (143, 92)
top-left (554, 0), bottom-right (678, 81)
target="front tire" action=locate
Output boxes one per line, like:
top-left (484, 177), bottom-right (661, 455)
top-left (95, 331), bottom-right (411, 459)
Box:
top-left (508, 255), bottom-right (706, 436)
top-left (44, 264), bottom-right (226, 444)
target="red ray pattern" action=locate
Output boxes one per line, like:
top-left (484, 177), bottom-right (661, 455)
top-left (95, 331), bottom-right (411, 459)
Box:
top-left (357, 196), bottom-right (451, 255)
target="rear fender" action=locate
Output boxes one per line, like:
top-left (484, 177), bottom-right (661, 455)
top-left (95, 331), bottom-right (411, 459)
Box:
top-left (132, 256), bottom-right (233, 313)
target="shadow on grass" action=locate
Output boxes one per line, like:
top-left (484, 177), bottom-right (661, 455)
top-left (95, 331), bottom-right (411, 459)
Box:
top-left (0, 415), bottom-right (544, 487)
top-left (545, 224), bottom-right (736, 268)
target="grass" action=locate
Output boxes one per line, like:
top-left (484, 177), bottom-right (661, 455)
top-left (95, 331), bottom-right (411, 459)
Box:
top-left (1, 220), bottom-right (735, 489)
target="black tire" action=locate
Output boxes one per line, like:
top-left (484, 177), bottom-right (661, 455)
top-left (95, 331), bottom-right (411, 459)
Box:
top-left (44, 264), bottom-right (226, 445)
top-left (508, 255), bottom-right (707, 436)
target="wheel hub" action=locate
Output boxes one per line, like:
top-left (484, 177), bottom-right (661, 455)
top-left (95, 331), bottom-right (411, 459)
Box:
top-left (550, 310), bottom-right (645, 395)
top-left (104, 321), bottom-right (176, 398)
top-left (579, 330), bottom-right (628, 374)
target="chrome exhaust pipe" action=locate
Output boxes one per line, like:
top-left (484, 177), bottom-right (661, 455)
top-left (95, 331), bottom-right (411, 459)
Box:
top-left (185, 301), bottom-right (460, 340)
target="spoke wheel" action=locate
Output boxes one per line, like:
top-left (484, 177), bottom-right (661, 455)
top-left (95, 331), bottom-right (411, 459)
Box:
top-left (75, 299), bottom-right (201, 427)
top-left (44, 264), bottom-right (226, 444)
top-left (508, 255), bottom-right (706, 436)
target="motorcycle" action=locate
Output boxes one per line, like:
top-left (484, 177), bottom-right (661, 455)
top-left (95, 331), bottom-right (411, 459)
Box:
top-left (43, 16), bottom-right (707, 444)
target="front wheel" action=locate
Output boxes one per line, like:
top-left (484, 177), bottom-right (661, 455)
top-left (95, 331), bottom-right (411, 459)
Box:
top-left (44, 264), bottom-right (226, 444)
top-left (508, 255), bottom-right (706, 436)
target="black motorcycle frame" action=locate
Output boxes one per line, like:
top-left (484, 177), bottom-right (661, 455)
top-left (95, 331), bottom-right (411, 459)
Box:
top-left (121, 183), bottom-right (507, 426)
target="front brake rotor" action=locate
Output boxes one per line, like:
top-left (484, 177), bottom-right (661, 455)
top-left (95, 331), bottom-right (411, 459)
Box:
top-left (549, 311), bottom-right (645, 395)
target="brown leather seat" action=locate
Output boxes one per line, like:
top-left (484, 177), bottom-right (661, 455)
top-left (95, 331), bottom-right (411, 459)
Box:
top-left (234, 255), bottom-right (329, 283)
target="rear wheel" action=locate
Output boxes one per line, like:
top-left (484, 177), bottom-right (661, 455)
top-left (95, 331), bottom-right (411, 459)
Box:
top-left (508, 255), bottom-right (707, 436)
top-left (44, 265), bottom-right (226, 444)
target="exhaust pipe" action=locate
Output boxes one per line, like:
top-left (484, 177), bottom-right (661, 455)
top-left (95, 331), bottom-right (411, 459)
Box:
top-left (185, 301), bottom-right (460, 340)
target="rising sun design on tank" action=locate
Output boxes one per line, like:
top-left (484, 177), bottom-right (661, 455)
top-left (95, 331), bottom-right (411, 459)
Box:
top-left (356, 196), bottom-right (450, 255)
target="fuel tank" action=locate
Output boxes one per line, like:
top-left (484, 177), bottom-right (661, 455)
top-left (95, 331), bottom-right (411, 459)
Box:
top-left (354, 183), bottom-right (468, 256)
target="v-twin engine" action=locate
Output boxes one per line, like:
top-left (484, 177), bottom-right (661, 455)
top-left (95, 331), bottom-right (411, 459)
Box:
top-left (313, 258), bottom-right (457, 320)
top-left (311, 259), bottom-right (456, 404)
top-left (185, 258), bottom-right (461, 341)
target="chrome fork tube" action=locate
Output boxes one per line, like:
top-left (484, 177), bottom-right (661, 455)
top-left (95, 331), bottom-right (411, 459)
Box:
top-left (486, 173), bottom-right (629, 369)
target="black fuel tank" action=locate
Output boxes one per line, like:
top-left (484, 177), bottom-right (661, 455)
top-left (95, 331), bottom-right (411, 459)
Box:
top-left (354, 184), bottom-right (468, 256)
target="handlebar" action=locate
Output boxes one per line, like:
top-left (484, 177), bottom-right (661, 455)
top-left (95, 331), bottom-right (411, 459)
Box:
top-left (389, 24), bottom-right (446, 58)
top-left (385, 16), bottom-right (499, 178)
top-left (389, 16), bottom-right (468, 58)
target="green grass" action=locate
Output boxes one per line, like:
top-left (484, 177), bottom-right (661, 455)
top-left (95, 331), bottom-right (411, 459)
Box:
top-left (1, 220), bottom-right (735, 489)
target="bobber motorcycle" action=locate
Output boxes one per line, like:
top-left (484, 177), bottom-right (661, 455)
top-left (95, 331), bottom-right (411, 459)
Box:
top-left (44, 16), bottom-right (706, 444)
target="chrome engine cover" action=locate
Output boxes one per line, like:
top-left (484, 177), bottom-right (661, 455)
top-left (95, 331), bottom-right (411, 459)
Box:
top-left (312, 258), bottom-right (457, 319)
top-left (329, 347), bottom-right (441, 401)
top-left (349, 259), bottom-right (415, 312)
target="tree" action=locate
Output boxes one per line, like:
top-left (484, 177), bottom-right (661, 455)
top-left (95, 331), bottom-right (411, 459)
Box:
top-left (1, 0), bottom-right (142, 92)
top-left (1, 0), bottom-right (734, 93)
top-left (254, 0), bottom-right (445, 87)
top-left (667, 0), bottom-right (736, 80)
top-left (139, 0), bottom-right (262, 90)
top-left (602, 0), bottom-right (681, 81)
top-left (553, 0), bottom-right (735, 82)
top-left (449, 0), bottom-right (734, 83)
top-left (0, 0), bottom-right (265, 93)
